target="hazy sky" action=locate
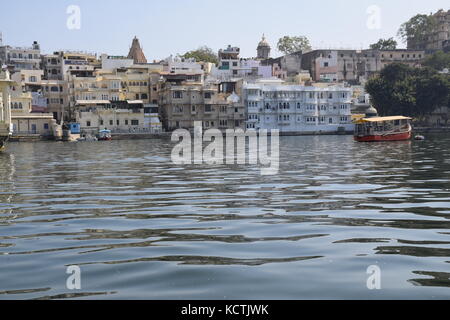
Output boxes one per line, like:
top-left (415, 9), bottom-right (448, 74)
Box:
top-left (1, 0), bottom-right (448, 60)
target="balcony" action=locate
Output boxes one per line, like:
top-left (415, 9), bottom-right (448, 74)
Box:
top-left (303, 109), bottom-right (318, 116)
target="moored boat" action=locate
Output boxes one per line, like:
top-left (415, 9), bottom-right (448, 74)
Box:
top-left (354, 116), bottom-right (412, 142)
top-left (0, 135), bottom-right (9, 151)
top-left (98, 129), bottom-right (112, 141)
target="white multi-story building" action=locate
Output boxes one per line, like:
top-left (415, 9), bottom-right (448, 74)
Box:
top-left (0, 41), bottom-right (41, 71)
top-left (101, 54), bottom-right (134, 70)
top-left (163, 55), bottom-right (203, 74)
top-left (244, 80), bottom-right (354, 134)
top-left (211, 45), bottom-right (273, 80)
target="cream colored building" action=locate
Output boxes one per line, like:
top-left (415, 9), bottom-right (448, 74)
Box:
top-left (73, 100), bottom-right (162, 134)
top-left (68, 70), bottom-right (122, 119)
top-left (10, 82), bottom-right (54, 137)
top-left (117, 67), bottom-right (151, 103)
top-left (40, 80), bottom-right (67, 122)
top-left (62, 51), bottom-right (99, 79)
top-left (0, 69), bottom-right (13, 148)
top-left (10, 69), bottom-right (67, 123)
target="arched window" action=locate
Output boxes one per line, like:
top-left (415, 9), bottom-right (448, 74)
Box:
top-left (18, 103), bottom-right (22, 109)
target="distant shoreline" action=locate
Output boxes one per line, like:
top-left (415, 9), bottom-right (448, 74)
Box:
top-left (7, 128), bottom-right (450, 143)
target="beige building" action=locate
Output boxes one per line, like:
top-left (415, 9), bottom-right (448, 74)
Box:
top-left (10, 69), bottom-right (67, 123)
top-left (40, 80), bottom-right (67, 122)
top-left (10, 82), bottom-right (54, 137)
top-left (0, 69), bottom-right (13, 148)
top-left (117, 67), bottom-right (151, 103)
top-left (408, 9), bottom-right (450, 51)
top-left (67, 70), bottom-right (122, 119)
top-left (302, 49), bottom-right (425, 84)
top-left (159, 80), bottom-right (246, 132)
top-left (73, 100), bottom-right (162, 134)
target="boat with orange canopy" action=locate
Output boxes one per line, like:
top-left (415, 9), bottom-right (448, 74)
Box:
top-left (354, 116), bottom-right (412, 142)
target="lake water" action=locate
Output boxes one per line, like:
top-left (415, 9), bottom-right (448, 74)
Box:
top-left (1, 135), bottom-right (450, 300)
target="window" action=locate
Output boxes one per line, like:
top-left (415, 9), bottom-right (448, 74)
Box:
top-left (141, 93), bottom-right (148, 99)
top-left (110, 120), bottom-right (113, 125)
top-left (324, 62), bottom-right (329, 67)
top-left (173, 91), bottom-right (183, 99)
top-left (44, 123), bottom-right (49, 130)
top-left (205, 105), bottom-right (212, 112)
top-left (51, 86), bottom-right (59, 92)
top-left (125, 120), bottom-right (129, 125)
top-left (131, 120), bottom-right (139, 126)
top-left (100, 120), bottom-right (104, 125)
top-left (173, 105), bottom-right (183, 113)
top-left (204, 92), bottom-right (212, 99)
top-left (86, 121), bottom-right (91, 127)
top-left (117, 120), bottom-right (120, 125)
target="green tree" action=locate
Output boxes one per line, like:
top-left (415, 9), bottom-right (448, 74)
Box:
top-left (423, 51), bottom-right (450, 70)
top-left (398, 14), bottom-right (437, 46)
top-left (412, 68), bottom-right (449, 118)
top-left (277, 36), bottom-right (311, 55)
top-left (370, 38), bottom-right (397, 50)
top-left (182, 46), bottom-right (218, 65)
top-left (365, 63), bottom-right (450, 119)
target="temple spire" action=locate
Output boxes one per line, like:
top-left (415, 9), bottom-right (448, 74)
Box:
top-left (127, 36), bottom-right (147, 64)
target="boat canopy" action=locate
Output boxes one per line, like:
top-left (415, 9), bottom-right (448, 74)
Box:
top-left (357, 116), bottom-right (411, 123)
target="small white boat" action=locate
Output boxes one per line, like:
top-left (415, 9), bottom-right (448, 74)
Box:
top-left (98, 130), bottom-right (112, 141)
top-left (414, 135), bottom-right (425, 141)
